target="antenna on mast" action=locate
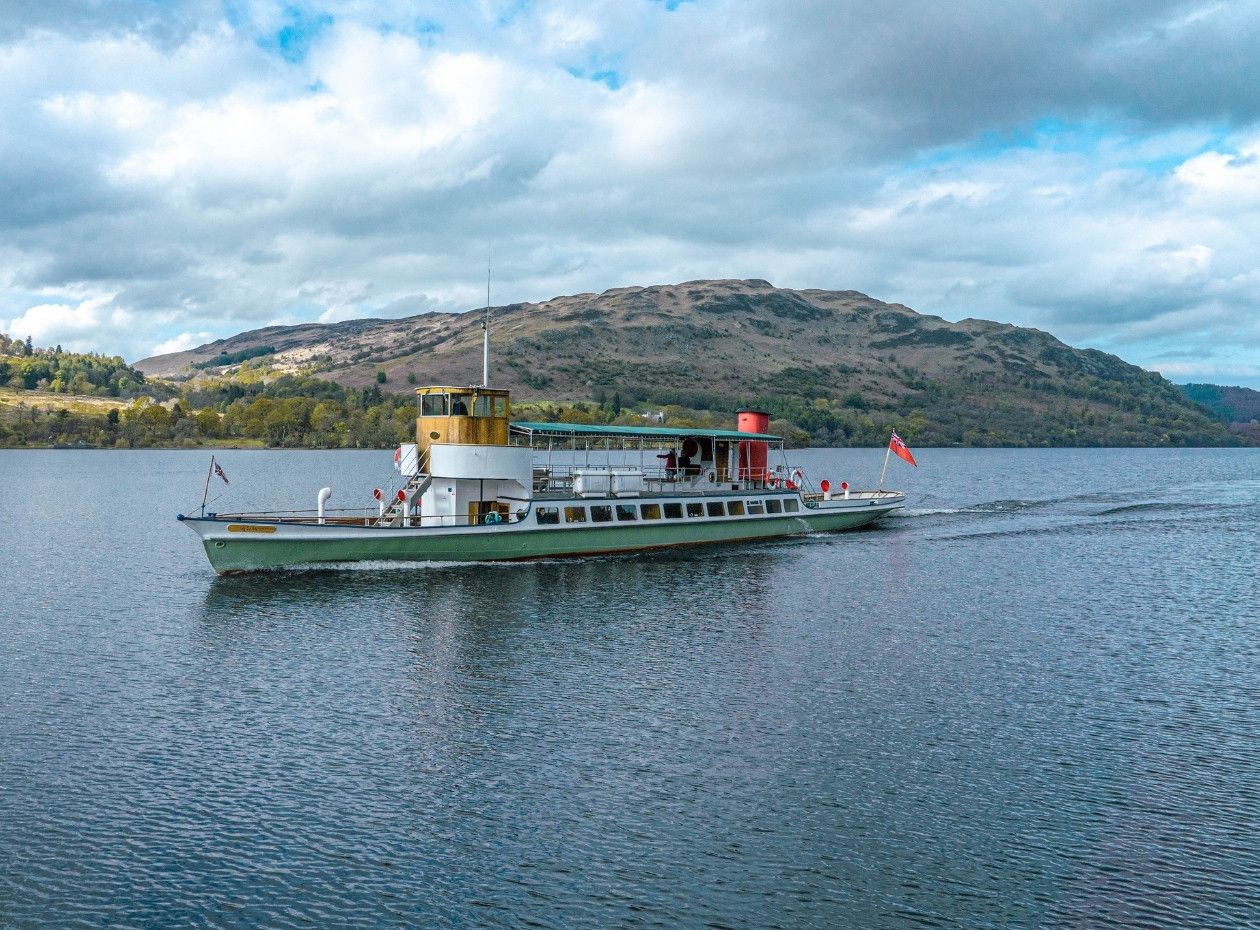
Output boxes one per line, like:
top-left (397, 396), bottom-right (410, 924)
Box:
top-left (481, 248), bottom-right (491, 387)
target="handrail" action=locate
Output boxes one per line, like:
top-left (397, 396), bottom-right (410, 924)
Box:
top-left (211, 509), bottom-right (527, 528)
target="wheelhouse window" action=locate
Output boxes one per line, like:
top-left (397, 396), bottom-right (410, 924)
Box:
top-left (536, 507), bottom-right (559, 525)
top-left (784, 499), bottom-right (799, 513)
top-left (686, 502), bottom-right (704, 518)
top-left (564, 506), bottom-right (587, 523)
top-left (474, 395), bottom-right (492, 417)
top-left (450, 394), bottom-right (472, 416)
top-left (663, 503), bottom-right (683, 519)
top-left (706, 501), bottom-right (726, 517)
top-left (616, 505), bottom-right (637, 521)
top-left (747, 500), bottom-right (764, 515)
top-left (493, 396), bottom-right (508, 416)
top-left (766, 499), bottom-right (783, 514)
top-left (591, 505), bottom-right (613, 523)
top-left (640, 503), bottom-right (662, 520)
top-left (421, 393), bottom-right (448, 416)
top-left (728, 500), bottom-right (745, 516)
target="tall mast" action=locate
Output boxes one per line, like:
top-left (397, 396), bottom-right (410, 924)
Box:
top-left (482, 251), bottom-right (490, 387)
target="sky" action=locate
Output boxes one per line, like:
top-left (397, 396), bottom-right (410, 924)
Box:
top-left (1, 0), bottom-right (1258, 386)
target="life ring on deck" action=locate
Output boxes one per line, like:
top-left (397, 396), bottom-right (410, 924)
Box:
top-left (767, 476), bottom-right (779, 488)
top-left (485, 511), bottom-right (502, 525)
top-left (785, 480), bottom-right (797, 490)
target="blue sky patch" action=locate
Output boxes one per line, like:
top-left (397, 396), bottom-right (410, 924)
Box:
top-left (566, 65), bottom-right (622, 90)
top-left (257, 6), bottom-right (334, 64)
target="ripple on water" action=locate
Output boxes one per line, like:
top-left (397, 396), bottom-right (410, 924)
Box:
top-left (1, 448), bottom-right (1258, 929)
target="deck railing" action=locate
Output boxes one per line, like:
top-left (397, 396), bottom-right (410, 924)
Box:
top-left (210, 508), bottom-right (527, 528)
top-left (531, 465), bottom-right (792, 495)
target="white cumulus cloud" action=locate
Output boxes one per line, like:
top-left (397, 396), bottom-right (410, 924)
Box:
top-left (0, 1), bottom-right (1257, 386)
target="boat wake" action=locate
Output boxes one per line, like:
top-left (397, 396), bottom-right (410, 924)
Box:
top-left (1090, 501), bottom-right (1230, 517)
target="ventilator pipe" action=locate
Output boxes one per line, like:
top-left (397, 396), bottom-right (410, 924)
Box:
top-left (841, 481), bottom-right (850, 500)
top-left (397, 489), bottom-right (410, 527)
top-left (317, 487), bottom-right (332, 524)
top-left (373, 488), bottom-right (385, 518)
top-left (821, 479), bottom-right (832, 501)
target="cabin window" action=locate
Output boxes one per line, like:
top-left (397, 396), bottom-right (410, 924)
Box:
top-left (493, 396), bottom-right (508, 417)
top-left (706, 501), bottom-right (726, 517)
top-left (450, 394), bottom-right (472, 416)
top-left (421, 393), bottom-right (448, 416)
top-left (766, 499), bottom-right (783, 514)
top-left (747, 500), bottom-right (764, 515)
top-left (474, 395), bottom-right (492, 417)
top-left (564, 506), bottom-right (587, 524)
top-left (591, 505), bottom-right (613, 523)
top-left (663, 503), bottom-right (683, 519)
top-left (640, 503), bottom-right (662, 520)
top-left (616, 505), bottom-right (637, 521)
top-left (686, 502), bottom-right (704, 518)
top-left (784, 498), bottom-right (799, 513)
top-left (536, 507), bottom-right (559, 525)
top-left (728, 500), bottom-right (745, 516)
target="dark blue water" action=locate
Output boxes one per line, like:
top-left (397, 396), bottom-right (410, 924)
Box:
top-left (2, 448), bottom-right (1258, 929)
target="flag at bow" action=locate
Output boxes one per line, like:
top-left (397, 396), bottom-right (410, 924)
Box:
top-left (213, 458), bottom-right (229, 485)
top-left (888, 430), bottom-right (917, 467)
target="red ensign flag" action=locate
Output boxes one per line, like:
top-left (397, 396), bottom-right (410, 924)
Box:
top-left (889, 430), bottom-right (917, 467)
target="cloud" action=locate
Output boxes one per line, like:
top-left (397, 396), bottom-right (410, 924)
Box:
top-left (0, 1), bottom-right (1257, 385)
top-left (149, 331), bottom-right (215, 355)
top-left (1149, 361), bottom-right (1260, 382)
top-left (2, 298), bottom-right (132, 353)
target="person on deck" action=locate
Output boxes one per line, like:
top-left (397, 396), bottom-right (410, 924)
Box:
top-left (657, 448), bottom-right (678, 480)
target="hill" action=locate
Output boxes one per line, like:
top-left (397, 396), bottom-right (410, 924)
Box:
top-left (1179, 383), bottom-right (1260, 424)
top-left (1179, 383), bottom-right (1260, 442)
top-left (135, 279), bottom-right (1242, 447)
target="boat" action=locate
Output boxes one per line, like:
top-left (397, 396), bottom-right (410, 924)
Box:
top-left (178, 381), bottom-right (905, 573)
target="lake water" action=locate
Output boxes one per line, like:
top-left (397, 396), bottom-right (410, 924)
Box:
top-left (1, 447), bottom-right (1258, 929)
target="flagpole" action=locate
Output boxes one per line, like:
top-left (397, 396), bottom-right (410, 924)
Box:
top-left (201, 455), bottom-right (214, 516)
top-left (878, 438), bottom-right (892, 489)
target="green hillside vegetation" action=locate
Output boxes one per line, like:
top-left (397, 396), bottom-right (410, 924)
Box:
top-left (6, 274), bottom-right (1256, 450)
top-left (1179, 382), bottom-right (1260, 443)
top-left (0, 357), bottom-right (418, 449)
top-left (1179, 382), bottom-right (1260, 424)
top-left (0, 334), bottom-right (156, 397)
top-left (132, 280), bottom-right (1250, 449)
top-left (191, 345), bottom-right (276, 370)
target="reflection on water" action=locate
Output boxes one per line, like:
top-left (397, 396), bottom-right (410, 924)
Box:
top-left (1, 448), bottom-right (1258, 929)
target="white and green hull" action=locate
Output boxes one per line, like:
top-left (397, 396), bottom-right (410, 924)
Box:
top-left (180, 492), bottom-right (904, 574)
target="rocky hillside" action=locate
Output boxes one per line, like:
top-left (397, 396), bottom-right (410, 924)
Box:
top-left (136, 279), bottom-right (1242, 447)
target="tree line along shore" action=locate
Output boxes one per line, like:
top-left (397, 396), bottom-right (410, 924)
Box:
top-left (0, 335), bottom-right (1251, 449)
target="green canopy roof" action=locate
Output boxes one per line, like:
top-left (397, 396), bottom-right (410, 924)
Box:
top-left (510, 421), bottom-right (780, 442)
